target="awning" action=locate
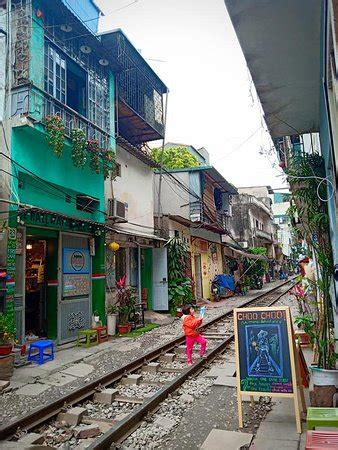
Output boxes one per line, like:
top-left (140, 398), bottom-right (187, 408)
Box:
top-left (224, 0), bottom-right (321, 138)
top-left (106, 226), bottom-right (166, 242)
top-left (224, 244), bottom-right (267, 261)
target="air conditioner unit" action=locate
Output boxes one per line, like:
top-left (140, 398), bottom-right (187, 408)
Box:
top-left (190, 213), bottom-right (201, 223)
top-left (107, 198), bottom-right (128, 222)
top-left (239, 241), bottom-right (248, 248)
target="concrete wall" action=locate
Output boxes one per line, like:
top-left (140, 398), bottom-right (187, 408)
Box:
top-left (154, 171), bottom-right (190, 220)
top-left (108, 146), bottom-right (154, 233)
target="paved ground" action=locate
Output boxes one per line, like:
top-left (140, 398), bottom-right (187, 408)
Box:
top-left (159, 290), bottom-right (302, 450)
top-left (0, 279), bottom-right (291, 428)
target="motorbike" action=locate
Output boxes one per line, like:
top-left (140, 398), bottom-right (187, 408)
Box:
top-left (252, 274), bottom-right (263, 290)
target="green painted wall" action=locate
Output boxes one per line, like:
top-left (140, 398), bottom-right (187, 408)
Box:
top-left (12, 126), bottom-right (106, 223)
top-left (92, 234), bottom-right (106, 324)
top-left (141, 248), bottom-right (153, 309)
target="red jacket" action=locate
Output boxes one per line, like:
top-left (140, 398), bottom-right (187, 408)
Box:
top-left (183, 314), bottom-right (202, 337)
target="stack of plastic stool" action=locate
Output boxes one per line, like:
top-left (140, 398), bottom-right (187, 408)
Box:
top-left (306, 430), bottom-right (338, 449)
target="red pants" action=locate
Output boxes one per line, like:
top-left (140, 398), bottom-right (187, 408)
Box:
top-left (185, 335), bottom-right (207, 364)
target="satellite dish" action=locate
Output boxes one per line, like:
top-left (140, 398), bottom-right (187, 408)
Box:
top-left (80, 45), bottom-right (91, 54)
top-left (99, 58), bottom-right (109, 66)
top-left (60, 24), bottom-right (72, 32)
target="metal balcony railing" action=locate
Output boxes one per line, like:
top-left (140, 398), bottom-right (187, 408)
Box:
top-left (255, 228), bottom-right (273, 242)
top-left (189, 201), bottom-right (228, 231)
top-left (11, 86), bottom-right (111, 148)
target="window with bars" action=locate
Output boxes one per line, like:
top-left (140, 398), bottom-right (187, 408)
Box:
top-left (44, 43), bottom-right (66, 103)
top-left (44, 41), bottom-right (110, 136)
top-left (88, 72), bottom-right (109, 131)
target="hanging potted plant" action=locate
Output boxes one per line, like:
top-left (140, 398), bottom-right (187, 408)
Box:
top-left (102, 149), bottom-right (116, 180)
top-left (87, 139), bottom-right (101, 174)
top-left (45, 114), bottom-right (65, 158)
top-left (287, 153), bottom-right (336, 406)
top-left (70, 128), bottom-right (87, 168)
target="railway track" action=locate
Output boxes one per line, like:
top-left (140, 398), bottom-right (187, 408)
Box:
top-left (0, 279), bottom-right (295, 449)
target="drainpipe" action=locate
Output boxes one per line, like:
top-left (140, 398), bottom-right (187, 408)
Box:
top-left (156, 92), bottom-right (169, 234)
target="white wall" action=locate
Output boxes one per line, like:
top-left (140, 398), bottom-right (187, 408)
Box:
top-left (272, 201), bottom-right (292, 256)
top-left (106, 146), bottom-right (154, 233)
top-left (154, 171), bottom-right (190, 220)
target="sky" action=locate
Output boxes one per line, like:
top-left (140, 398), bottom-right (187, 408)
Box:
top-left (96, 0), bottom-right (285, 190)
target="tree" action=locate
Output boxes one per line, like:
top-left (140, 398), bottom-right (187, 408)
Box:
top-left (151, 146), bottom-right (200, 169)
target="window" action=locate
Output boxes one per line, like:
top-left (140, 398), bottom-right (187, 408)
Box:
top-left (67, 59), bottom-right (87, 116)
top-left (44, 44), bottom-right (66, 103)
top-left (88, 71), bottom-right (109, 130)
top-left (76, 195), bottom-right (99, 213)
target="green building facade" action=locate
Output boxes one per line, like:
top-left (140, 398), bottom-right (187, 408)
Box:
top-left (4, 0), bottom-right (116, 343)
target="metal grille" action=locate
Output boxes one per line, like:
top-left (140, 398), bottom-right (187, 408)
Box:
top-left (11, 0), bottom-right (32, 87)
top-left (114, 33), bottom-right (165, 136)
top-left (11, 86), bottom-right (110, 148)
top-left (59, 298), bottom-right (90, 342)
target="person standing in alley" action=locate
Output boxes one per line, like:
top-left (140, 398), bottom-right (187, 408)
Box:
top-left (182, 304), bottom-right (207, 366)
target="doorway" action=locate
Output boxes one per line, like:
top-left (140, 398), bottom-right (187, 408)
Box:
top-left (25, 238), bottom-right (47, 340)
top-left (194, 254), bottom-right (203, 299)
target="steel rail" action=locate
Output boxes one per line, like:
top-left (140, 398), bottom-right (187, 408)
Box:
top-left (0, 279), bottom-right (293, 441)
top-left (89, 281), bottom-right (294, 449)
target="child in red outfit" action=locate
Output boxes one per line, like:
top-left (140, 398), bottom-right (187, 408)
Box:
top-left (182, 304), bottom-right (207, 366)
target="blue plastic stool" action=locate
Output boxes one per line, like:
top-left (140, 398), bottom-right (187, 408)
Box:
top-left (28, 340), bottom-right (54, 365)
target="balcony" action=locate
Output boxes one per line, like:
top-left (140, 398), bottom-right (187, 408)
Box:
top-left (255, 228), bottom-right (273, 243)
top-left (190, 201), bottom-right (229, 231)
top-left (100, 30), bottom-right (168, 144)
top-left (11, 86), bottom-right (111, 148)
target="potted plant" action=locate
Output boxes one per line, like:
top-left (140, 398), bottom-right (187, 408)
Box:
top-left (0, 312), bottom-right (16, 355)
top-left (167, 237), bottom-right (194, 315)
top-left (115, 275), bottom-right (134, 334)
top-left (106, 303), bottom-right (118, 336)
top-left (287, 153), bottom-right (336, 406)
top-left (45, 114), bottom-right (65, 158)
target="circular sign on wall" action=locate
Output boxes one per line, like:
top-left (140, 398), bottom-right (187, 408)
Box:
top-left (71, 251), bottom-right (85, 271)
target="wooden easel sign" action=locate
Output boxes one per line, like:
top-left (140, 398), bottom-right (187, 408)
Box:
top-left (234, 306), bottom-right (305, 433)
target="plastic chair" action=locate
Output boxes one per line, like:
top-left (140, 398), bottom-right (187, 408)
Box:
top-left (306, 430), bottom-right (338, 449)
top-left (28, 340), bottom-right (54, 365)
top-left (77, 329), bottom-right (98, 347)
top-left (94, 326), bottom-right (109, 343)
top-left (307, 407), bottom-right (338, 430)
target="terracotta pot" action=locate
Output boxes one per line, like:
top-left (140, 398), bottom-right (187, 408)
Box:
top-left (310, 384), bottom-right (337, 407)
top-left (117, 324), bottom-right (130, 334)
top-left (0, 354), bottom-right (14, 380)
top-left (0, 344), bottom-right (13, 356)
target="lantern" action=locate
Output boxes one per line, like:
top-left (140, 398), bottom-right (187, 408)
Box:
top-left (108, 242), bottom-right (120, 252)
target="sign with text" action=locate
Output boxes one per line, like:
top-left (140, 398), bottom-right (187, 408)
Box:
top-left (234, 306), bottom-right (305, 433)
top-left (63, 248), bottom-right (90, 274)
top-left (235, 308), bottom-right (293, 394)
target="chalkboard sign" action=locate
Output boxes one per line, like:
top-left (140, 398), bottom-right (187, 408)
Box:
top-left (234, 306), bottom-right (305, 433)
top-left (235, 308), bottom-right (293, 394)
